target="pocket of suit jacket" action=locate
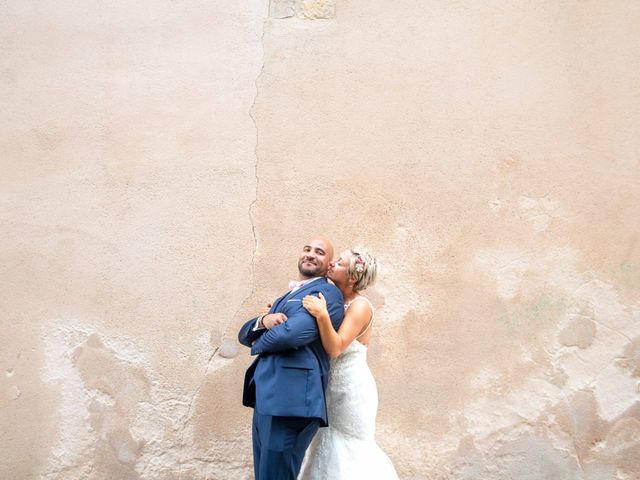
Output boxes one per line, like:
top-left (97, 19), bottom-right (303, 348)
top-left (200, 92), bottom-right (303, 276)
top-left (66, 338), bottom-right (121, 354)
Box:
top-left (279, 359), bottom-right (315, 407)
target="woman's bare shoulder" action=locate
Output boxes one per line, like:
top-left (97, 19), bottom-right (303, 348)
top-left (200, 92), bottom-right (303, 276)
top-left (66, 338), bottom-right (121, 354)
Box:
top-left (345, 297), bottom-right (373, 319)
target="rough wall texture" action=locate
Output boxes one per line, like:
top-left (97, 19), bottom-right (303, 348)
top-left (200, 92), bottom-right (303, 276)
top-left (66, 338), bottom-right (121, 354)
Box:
top-left (1, 1), bottom-right (639, 479)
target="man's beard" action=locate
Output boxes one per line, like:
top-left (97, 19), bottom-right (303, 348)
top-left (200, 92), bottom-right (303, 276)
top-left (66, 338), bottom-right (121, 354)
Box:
top-left (298, 260), bottom-right (325, 278)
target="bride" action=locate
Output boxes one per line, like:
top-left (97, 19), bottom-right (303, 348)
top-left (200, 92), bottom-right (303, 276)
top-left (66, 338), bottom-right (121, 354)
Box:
top-left (298, 246), bottom-right (399, 480)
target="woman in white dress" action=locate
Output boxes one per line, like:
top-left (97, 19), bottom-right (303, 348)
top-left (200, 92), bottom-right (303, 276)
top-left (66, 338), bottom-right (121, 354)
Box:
top-left (298, 246), bottom-right (399, 480)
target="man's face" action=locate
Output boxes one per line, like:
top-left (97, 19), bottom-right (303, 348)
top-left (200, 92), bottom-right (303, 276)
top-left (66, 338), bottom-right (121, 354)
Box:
top-left (297, 238), bottom-right (333, 279)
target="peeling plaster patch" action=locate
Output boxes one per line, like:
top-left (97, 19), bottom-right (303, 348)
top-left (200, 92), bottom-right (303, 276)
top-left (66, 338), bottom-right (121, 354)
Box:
top-left (518, 194), bottom-right (557, 232)
top-left (73, 333), bottom-right (150, 475)
top-left (467, 244), bottom-right (640, 469)
top-left (450, 435), bottom-right (485, 480)
top-left (618, 337), bottom-right (640, 377)
top-left (568, 280), bottom-right (631, 337)
top-left (6, 368), bottom-right (14, 377)
top-left (131, 382), bottom-right (192, 479)
top-left (464, 377), bottom-right (561, 440)
top-left (592, 364), bottom-right (639, 421)
top-left (73, 333), bottom-right (150, 410)
top-left (475, 249), bottom-right (530, 299)
top-left (548, 279), bottom-right (638, 394)
top-left (597, 417), bottom-right (640, 477)
top-left (559, 316), bottom-right (596, 349)
top-left (41, 320), bottom-right (95, 478)
top-left (40, 321), bottom-right (161, 479)
top-left (553, 329), bottom-right (631, 394)
top-left (548, 366), bottom-right (568, 388)
top-left (98, 335), bottom-right (149, 365)
top-left (554, 389), bottom-right (607, 456)
top-left (494, 436), bottom-right (581, 480)
top-left (555, 349), bottom-right (604, 393)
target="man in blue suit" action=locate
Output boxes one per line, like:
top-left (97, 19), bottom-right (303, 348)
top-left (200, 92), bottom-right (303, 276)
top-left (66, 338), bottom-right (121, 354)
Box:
top-left (238, 236), bottom-right (344, 480)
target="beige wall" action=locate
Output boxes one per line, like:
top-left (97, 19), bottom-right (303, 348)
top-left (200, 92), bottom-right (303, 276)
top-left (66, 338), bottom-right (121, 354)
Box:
top-left (2, 1), bottom-right (639, 479)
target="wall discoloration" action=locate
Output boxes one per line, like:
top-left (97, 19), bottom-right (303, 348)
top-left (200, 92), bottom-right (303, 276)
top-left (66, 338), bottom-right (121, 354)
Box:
top-left (270, 0), bottom-right (336, 19)
top-left (2, 0), bottom-right (640, 479)
top-left (72, 334), bottom-right (149, 478)
top-left (554, 389), bottom-right (607, 457)
top-left (619, 337), bottom-right (640, 377)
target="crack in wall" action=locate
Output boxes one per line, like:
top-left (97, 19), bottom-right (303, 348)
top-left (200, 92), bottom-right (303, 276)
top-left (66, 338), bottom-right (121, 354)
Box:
top-left (209, 2), bottom-right (269, 346)
top-left (590, 317), bottom-right (632, 343)
top-left (558, 389), bottom-right (587, 477)
top-left (175, 6), bottom-right (269, 478)
top-left (176, 346), bottom-right (219, 480)
top-left (243, 1), bottom-right (268, 336)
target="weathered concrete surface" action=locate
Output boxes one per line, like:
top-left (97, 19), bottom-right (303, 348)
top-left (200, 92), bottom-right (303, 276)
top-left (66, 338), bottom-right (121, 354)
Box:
top-left (2, 1), bottom-right (640, 479)
top-left (1, 1), bottom-right (264, 478)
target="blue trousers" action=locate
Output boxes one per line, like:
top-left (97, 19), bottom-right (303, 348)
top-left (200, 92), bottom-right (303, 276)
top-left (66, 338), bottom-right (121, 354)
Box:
top-left (252, 411), bottom-right (320, 480)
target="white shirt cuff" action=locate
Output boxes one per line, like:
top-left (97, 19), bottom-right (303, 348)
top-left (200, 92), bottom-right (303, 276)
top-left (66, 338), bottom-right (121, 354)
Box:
top-left (252, 315), bottom-right (266, 331)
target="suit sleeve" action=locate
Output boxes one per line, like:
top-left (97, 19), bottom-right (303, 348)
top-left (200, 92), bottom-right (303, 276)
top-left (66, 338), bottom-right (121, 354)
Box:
top-left (238, 316), bottom-right (266, 347)
top-left (250, 285), bottom-right (344, 355)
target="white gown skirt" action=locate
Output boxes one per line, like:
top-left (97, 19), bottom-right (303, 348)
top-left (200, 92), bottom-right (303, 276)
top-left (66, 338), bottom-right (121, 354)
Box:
top-left (299, 341), bottom-right (399, 480)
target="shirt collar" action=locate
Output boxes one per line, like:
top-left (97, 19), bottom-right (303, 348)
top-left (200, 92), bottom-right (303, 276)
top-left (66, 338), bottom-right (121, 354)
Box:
top-left (288, 276), bottom-right (322, 291)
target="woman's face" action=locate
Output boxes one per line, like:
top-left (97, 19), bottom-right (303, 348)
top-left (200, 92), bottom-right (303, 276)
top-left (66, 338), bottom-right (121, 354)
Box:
top-left (327, 250), bottom-right (353, 285)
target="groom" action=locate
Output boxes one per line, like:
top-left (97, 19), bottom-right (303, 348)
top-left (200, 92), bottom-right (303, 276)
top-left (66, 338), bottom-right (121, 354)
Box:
top-left (238, 236), bottom-right (344, 480)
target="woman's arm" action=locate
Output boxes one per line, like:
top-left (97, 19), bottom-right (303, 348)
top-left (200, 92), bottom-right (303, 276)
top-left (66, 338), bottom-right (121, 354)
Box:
top-left (303, 293), bottom-right (372, 359)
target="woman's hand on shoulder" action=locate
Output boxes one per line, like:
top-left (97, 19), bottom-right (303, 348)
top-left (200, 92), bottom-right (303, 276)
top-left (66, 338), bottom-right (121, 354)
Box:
top-left (303, 292), bottom-right (328, 319)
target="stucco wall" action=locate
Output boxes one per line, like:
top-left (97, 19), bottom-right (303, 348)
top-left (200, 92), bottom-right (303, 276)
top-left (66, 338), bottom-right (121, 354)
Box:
top-left (1, 1), bottom-right (639, 479)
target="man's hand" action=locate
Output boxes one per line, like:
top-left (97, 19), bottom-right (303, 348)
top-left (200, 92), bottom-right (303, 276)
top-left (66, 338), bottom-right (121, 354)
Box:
top-left (262, 313), bottom-right (288, 329)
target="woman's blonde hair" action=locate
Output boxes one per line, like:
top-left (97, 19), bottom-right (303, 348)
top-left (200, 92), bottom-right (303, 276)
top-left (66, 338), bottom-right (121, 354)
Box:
top-left (347, 246), bottom-right (377, 292)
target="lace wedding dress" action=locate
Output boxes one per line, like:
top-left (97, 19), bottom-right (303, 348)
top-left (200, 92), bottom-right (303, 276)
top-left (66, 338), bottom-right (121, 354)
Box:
top-left (299, 297), bottom-right (399, 480)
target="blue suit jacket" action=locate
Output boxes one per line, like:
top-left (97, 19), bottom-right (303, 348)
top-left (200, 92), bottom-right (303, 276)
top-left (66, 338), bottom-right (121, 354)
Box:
top-left (238, 278), bottom-right (344, 426)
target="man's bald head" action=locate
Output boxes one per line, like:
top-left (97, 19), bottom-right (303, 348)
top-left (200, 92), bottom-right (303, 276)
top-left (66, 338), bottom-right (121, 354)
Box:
top-left (297, 236), bottom-right (334, 279)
